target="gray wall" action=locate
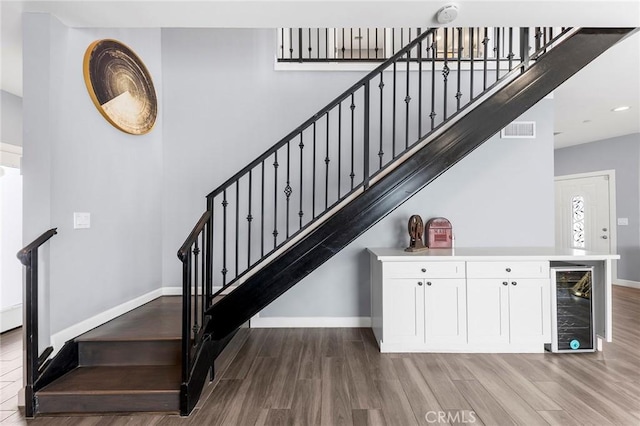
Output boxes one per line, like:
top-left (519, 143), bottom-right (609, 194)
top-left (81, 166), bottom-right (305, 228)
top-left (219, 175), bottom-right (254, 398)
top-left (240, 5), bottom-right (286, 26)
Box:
top-left (1, 90), bottom-right (22, 146)
top-left (555, 133), bottom-right (640, 283)
top-left (23, 13), bottom-right (163, 337)
top-left (162, 28), bottom-right (556, 318)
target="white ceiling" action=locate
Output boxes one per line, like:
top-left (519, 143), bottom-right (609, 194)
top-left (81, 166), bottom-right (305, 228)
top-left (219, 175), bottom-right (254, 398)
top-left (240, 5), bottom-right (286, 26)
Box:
top-left (1, 0), bottom-right (639, 148)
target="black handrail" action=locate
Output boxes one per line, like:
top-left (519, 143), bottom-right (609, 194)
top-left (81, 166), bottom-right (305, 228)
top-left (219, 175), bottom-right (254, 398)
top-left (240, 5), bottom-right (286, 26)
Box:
top-left (201, 26), bottom-right (570, 293)
top-left (207, 27), bottom-right (437, 200)
top-left (17, 228), bottom-right (57, 418)
top-left (177, 211), bottom-right (212, 397)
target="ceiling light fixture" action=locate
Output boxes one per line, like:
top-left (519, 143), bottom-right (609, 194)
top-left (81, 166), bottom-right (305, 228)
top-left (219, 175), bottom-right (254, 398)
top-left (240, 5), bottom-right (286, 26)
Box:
top-left (611, 106), bottom-right (630, 112)
top-left (436, 4), bottom-right (459, 24)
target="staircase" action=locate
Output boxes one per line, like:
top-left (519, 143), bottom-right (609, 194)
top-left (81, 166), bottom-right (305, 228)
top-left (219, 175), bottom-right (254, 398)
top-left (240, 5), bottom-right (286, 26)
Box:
top-left (35, 297), bottom-right (182, 414)
top-left (21, 26), bottom-right (637, 417)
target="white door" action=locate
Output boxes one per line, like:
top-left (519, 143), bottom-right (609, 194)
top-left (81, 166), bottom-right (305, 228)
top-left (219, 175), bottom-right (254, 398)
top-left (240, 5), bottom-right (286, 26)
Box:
top-left (424, 279), bottom-right (467, 345)
top-left (467, 279), bottom-right (509, 345)
top-left (385, 278), bottom-right (424, 345)
top-left (508, 279), bottom-right (550, 344)
top-left (555, 174), bottom-right (612, 253)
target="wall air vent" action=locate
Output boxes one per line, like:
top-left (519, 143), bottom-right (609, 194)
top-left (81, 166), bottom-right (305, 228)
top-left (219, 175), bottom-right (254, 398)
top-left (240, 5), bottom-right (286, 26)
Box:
top-left (500, 121), bottom-right (536, 138)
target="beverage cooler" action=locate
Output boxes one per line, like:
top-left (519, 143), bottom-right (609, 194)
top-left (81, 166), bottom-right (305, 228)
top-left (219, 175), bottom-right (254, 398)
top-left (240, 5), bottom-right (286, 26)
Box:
top-left (546, 265), bottom-right (596, 353)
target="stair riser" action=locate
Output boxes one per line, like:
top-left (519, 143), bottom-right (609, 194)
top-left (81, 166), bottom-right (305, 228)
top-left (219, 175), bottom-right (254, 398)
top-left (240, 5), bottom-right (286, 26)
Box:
top-left (79, 341), bottom-right (181, 366)
top-left (36, 393), bottom-right (180, 414)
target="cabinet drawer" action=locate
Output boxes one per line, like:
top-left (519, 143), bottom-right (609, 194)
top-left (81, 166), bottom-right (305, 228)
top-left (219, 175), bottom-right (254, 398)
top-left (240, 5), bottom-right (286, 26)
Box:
top-left (466, 261), bottom-right (549, 278)
top-left (384, 261), bottom-right (465, 279)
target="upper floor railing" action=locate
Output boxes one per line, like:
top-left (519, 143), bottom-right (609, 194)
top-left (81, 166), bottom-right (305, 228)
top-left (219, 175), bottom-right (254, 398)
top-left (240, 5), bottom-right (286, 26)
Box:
top-left (278, 27), bottom-right (564, 63)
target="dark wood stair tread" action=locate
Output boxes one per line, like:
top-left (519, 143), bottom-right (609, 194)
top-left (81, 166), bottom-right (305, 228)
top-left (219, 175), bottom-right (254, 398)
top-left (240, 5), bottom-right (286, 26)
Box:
top-left (38, 365), bottom-right (181, 394)
top-left (77, 297), bottom-right (182, 342)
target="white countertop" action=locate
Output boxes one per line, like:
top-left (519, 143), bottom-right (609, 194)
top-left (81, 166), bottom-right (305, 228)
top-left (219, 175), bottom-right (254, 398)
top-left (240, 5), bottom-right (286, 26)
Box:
top-left (367, 247), bottom-right (620, 262)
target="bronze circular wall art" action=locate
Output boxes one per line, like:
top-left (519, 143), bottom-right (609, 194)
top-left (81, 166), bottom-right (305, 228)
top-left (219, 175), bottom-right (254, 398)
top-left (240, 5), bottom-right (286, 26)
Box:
top-left (83, 39), bottom-right (157, 135)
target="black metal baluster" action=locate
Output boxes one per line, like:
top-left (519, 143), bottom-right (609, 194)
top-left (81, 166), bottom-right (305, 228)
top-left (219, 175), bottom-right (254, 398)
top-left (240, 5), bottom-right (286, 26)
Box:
top-left (375, 28), bottom-right (379, 59)
top-left (495, 27), bottom-right (500, 81)
top-left (405, 48), bottom-right (411, 149)
top-left (200, 230), bottom-right (206, 324)
top-left (364, 81), bottom-right (370, 189)
top-left (289, 28), bottom-right (293, 59)
top-left (261, 160), bottom-right (265, 257)
top-left (378, 72), bottom-right (384, 169)
top-left (193, 240), bottom-right (199, 335)
top-left (418, 28), bottom-right (423, 138)
top-left (341, 29), bottom-right (345, 58)
top-left (483, 27), bottom-right (489, 90)
top-left (456, 27), bottom-right (462, 111)
top-left (235, 180), bottom-right (239, 278)
top-left (316, 28), bottom-right (320, 59)
top-left (430, 30), bottom-right (437, 130)
top-left (308, 28), bottom-right (312, 58)
top-left (285, 141), bottom-right (292, 238)
top-left (508, 27), bottom-right (514, 70)
top-left (298, 28), bottom-right (303, 62)
top-left (280, 28), bottom-right (284, 59)
top-left (535, 27), bottom-right (541, 52)
top-left (350, 94), bottom-right (356, 189)
top-left (247, 170), bottom-right (252, 269)
top-left (312, 122), bottom-right (316, 218)
top-left (392, 57), bottom-right (397, 157)
top-left (273, 152), bottom-right (279, 248)
top-left (298, 133), bottom-right (304, 229)
top-left (325, 29), bottom-right (329, 59)
top-left (338, 103), bottom-right (342, 195)
top-left (443, 28), bottom-right (449, 121)
top-left (325, 112), bottom-right (330, 209)
top-left (221, 190), bottom-right (228, 286)
top-left (367, 28), bottom-right (370, 59)
top-left (470, 28), bottom-right (475, 100)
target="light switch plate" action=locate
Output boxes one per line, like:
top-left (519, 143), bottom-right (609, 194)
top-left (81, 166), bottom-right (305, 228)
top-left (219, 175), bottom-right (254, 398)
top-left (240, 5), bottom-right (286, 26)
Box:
top-left (617, 217), bottom-right (629, 226)
top-left (74, 212), bottom-right (91, 229)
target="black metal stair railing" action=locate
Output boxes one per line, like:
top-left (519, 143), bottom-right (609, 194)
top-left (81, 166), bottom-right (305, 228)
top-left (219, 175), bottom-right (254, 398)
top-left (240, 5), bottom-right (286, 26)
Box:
top-left (17, 228), bottom-right (58, 418)
top-left (203, 26), bottom-right (568, 295)
top-left (177, 210), bottom-right (212, 411)
top-left (278, 26), bottom-right (562, 63)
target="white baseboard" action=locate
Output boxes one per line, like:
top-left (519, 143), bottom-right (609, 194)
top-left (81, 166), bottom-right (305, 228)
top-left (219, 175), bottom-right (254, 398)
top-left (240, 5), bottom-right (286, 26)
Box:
top-left (50, 288), bottom-right (165, 354)
top-left (1, 304), bottom-right (22, 333)
top-left (615, 280), bottom-right (640, 289)
top-left (162, 286), bottom-right (183, 295)
top-left (250, 316), bottom-right (371, 328)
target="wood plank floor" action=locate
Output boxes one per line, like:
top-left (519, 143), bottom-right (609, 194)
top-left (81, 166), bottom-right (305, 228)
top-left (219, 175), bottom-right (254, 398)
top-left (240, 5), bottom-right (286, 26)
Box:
top-left (1, 285), bottom-right (639, 425)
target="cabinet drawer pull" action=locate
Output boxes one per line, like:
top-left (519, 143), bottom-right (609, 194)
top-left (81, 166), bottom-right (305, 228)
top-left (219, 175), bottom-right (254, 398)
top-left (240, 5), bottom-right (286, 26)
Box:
top-left (426, 281), bottom-right (432, 286)
top-left (511, 281), bottom-right (517, 286)
top-left (418, 281), bottom-right (423, 286)
top-left (421, 268), bottom-right (427, 273)
top-left (502, 281), bottom-right (509, 286)
top-left (506, 267), bottom-right (512, 272)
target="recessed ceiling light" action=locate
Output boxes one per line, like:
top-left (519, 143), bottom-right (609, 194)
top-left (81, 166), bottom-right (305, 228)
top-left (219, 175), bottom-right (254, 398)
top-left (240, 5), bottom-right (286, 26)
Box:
top-left (612, 106), bottom-right (630, 112)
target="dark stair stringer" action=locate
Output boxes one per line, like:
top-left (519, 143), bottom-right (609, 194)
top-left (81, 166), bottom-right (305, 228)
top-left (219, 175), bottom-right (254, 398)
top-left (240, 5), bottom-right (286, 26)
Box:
top-left (205, 28), bottom-right (637, 340)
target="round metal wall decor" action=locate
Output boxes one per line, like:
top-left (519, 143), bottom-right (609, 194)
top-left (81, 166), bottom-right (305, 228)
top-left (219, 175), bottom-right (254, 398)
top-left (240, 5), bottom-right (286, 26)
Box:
top-left (83, 39), bottom-right (157, 135)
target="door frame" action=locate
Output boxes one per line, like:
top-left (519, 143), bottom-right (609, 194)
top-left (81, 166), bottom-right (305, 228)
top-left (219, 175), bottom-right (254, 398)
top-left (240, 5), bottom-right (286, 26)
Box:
top-left (555, 169), bottom-right (618, 281)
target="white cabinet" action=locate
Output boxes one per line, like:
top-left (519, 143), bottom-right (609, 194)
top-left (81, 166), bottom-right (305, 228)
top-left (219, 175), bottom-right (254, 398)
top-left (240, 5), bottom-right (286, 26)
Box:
top-left (370, 254), bottom-right (551, 353)
top-left (466, 261), bottom-right (550, 350)
top-left (375, 260), bottom-right (467, 351)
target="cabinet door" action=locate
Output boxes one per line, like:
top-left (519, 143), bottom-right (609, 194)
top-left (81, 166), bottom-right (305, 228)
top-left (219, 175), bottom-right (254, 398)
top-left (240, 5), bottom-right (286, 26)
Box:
top-left (467, 279), bottom-right (509, 344)
top-left (508, 279), bottom-right (550, 344)
top-left (425, 279), bottom-right (467, 345)
top-left (384, 279), bottom-right (424, 345)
